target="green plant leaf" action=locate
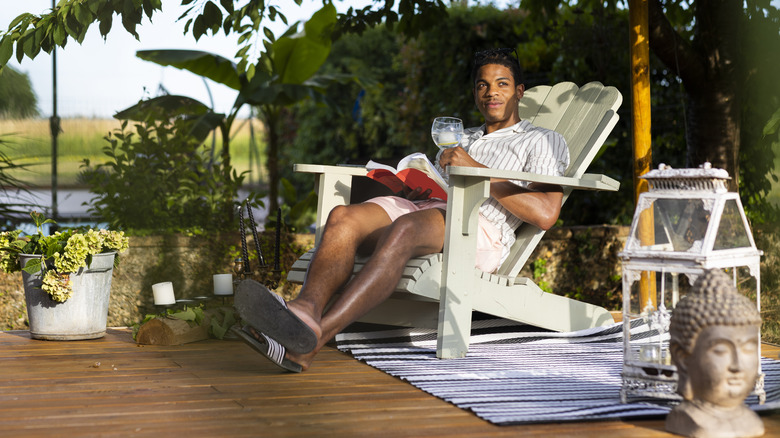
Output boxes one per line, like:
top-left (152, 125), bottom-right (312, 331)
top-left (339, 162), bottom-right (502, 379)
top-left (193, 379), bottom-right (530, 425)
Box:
top-left (114, 94), bottom-right (211, 120)
top-left (271, 4), bottom-right (336, 85)
top-left (219, 0), bottom-right (234, 14)
top-left (210, 308), bottom-right (236, 339)
top-left (763, 107), bottom-right (780, 137)
top-left (202, 1), bottom-right (223, 33)
top-left (21, 257), bottom-right (42, 275)
top-left (169, 307), bottom-right (197, 323)
top-left (135, 49), bottom-right (241, 90)
top-left (0, 36), bottom-right (13, 67)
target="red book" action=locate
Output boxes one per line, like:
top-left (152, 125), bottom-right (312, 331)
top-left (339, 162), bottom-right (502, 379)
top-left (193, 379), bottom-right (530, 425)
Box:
top-left (366, 153), bottom-right (448, 201)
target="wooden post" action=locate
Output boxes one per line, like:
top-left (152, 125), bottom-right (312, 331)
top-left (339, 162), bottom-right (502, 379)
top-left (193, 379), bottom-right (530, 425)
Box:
top-left (630, 0), bottom-right (656, 308)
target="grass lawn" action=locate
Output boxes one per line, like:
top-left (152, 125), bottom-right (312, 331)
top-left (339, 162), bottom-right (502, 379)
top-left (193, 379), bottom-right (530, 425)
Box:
top-left (1, 117), bottom-right (266, 187)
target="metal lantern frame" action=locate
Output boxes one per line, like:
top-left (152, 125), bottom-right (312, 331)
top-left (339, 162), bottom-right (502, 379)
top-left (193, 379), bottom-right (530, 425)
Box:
top-left (618, 164), bottom-right (764, 403)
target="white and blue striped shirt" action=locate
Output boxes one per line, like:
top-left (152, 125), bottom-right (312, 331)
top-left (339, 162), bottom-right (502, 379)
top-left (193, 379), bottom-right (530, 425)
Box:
top-left (436, 120), bottom-right (569, 264)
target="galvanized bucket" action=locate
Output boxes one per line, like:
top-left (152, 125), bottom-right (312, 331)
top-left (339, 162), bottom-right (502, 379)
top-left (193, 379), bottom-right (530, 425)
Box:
top-left (21, 252), bottom-right (116, 340)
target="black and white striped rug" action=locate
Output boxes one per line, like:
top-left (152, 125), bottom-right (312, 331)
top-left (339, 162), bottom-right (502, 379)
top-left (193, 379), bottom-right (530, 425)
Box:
top-left (335, 316), bottom-right (780, 425)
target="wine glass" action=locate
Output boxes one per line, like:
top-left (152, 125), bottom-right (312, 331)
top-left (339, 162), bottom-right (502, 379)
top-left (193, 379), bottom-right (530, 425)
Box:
top-left (431, 117), bottom-right (464, 150)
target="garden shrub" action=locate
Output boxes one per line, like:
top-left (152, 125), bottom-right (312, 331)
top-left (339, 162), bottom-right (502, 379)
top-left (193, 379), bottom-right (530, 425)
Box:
top-left (79, 117), bottom-right (256, 234)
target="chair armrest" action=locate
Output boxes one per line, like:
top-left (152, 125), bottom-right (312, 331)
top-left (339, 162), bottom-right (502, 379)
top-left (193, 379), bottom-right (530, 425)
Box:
top-left (447, 166), bottom-right (620, 191)
top-left (293, 163), bottom-right (368, 177)
top-left (294, 164), bottom-right (369, 243)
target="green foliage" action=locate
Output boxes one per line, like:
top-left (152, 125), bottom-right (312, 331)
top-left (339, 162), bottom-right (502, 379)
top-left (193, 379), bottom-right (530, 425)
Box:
top-left (0, 0), bottom-right (162, 67)
top-left (286, 5), bottom-right (642, 224)
top-left (286, 25), bottom-right (404, 178)
top-left (131, 5), bottom-right (344, 221)
top-left (169, 305), bottom-right (205, 325)
top-left (208, 307), bottom-right (237, 339)
top-left (754, 224), bottom-right (780, 343)
top-left (287, 6), bottom-right (533, 181)
top-left (78, 117), bottom-right (252, 234)
top-left (519, 0), bottom-right (780, 225)
top-left (0, 134), bottom-right (36, 223)
top-left (0, 66), bottom-right (38, 119)
top-left (0, 211), bottom-right (129, 302)
top-left (739, 8), bottom-right (780, 224)
top-left (532, 258), bottom-right (552, 293)
top-left (278, 177), bottom-right (317, 233)
top-left (1, 0), bottom-right (446, 81)
top-left (131, 303), bottom-right (236, 340)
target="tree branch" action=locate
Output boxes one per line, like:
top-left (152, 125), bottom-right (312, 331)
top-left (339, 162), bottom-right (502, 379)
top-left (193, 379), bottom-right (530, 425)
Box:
top-left (647, 0), bottom-right (706, 91)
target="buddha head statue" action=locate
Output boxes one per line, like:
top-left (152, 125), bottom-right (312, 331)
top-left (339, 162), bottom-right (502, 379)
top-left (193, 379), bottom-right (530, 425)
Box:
top-left (666, 269), bottom-right (763, 437)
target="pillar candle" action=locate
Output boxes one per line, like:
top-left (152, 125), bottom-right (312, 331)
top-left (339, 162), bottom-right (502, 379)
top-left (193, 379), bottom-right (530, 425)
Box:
top-left (213, 274), bottom-right (234, 296)
top-left (152, 282), bottom-right (175, 305)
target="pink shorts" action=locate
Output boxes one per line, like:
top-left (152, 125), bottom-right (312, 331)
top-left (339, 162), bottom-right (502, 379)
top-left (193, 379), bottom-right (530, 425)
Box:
top-left (364, 196), bottom-right (504, 273)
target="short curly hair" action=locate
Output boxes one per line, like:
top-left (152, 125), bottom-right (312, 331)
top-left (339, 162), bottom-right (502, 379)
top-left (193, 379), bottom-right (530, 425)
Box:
top-left (471, 48), bottom-right (524, 87)
top-left (670, 269), bottom-right (761, 355)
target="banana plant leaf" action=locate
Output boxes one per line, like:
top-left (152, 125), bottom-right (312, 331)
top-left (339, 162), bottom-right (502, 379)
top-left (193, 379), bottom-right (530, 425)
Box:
top-left (272, 4), bottom-right (336, 85)
top-left (136, 50), bottom-right (242, 90)
top-left (113, 95), bottom-right (225, 143)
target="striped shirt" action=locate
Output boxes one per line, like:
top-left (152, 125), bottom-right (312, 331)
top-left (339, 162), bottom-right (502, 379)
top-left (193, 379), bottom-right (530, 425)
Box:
top-left (436, 120), bottom-right (569, 265)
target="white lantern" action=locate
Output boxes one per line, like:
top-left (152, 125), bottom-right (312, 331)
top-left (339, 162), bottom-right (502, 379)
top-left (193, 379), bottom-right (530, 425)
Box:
top-left (619, 163), bottom-right (764, 403)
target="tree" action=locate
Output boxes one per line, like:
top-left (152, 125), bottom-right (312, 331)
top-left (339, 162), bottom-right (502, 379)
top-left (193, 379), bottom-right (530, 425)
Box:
top-left (521, 0), bottom-right (780, 221)
top-left (0, 66), bottom-right (39, 118)
top-left (0, 0), bottom-right (448, 221)
top-left (646, 0), bottom-right (780, 194)
top-left (125, 4), bottom-right (349, 215)
top-left (0, 0), bottom-right (446, 76)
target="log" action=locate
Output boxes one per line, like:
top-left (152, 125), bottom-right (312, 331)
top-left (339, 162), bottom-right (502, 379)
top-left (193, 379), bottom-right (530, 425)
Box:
top-left (135, 315), bottom-right (211, 346)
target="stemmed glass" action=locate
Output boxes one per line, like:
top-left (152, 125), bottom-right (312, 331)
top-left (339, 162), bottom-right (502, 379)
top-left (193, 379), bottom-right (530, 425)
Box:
top-left (431, 117), bottom-right (464, 150)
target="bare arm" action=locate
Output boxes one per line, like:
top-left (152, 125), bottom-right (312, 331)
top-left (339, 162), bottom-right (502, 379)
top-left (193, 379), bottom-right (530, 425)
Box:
top-left (439, 146), bottom-right (563, 230)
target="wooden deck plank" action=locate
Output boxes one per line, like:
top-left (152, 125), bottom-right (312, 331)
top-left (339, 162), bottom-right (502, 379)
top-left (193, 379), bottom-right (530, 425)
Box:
top-left (1, 328), bottom-right (778, 437)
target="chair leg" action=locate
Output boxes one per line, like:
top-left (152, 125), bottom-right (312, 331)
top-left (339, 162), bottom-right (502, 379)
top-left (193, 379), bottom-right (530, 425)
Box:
top-left (436, 283), bottom-right (473, 358)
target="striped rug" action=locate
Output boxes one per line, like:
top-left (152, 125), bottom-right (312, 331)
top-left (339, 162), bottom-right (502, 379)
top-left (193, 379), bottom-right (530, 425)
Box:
top-left (335, 316), bottom-right (780, 425)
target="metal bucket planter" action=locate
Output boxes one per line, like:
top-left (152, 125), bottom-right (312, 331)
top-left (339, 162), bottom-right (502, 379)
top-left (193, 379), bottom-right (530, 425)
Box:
top-left (21, 252), bottom-right (116, 340)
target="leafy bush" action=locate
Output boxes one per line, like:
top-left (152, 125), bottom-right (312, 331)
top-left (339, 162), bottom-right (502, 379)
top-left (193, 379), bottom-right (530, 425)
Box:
top-left (79, 117), bottom-right (257, 234)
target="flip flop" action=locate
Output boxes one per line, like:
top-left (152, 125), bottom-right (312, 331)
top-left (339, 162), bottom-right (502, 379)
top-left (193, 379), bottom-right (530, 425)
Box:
top-left (234, 279), bottom-right (317, 354)
top-left (232, 326), bottom-right (302, 373)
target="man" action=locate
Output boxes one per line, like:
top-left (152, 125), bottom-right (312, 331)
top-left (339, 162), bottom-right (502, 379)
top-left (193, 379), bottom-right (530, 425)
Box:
top-left (665, 269), bottom-right (763, 438)
top-left (233, 49), bottom-right (569, 372)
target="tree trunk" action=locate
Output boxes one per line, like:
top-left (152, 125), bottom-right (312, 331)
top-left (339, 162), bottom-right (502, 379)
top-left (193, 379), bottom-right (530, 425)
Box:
top-left (648, 0), bottom-right (742, 191)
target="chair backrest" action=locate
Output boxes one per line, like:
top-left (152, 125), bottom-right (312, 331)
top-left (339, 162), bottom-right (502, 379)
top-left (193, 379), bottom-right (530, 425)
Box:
top-left (496, 81), bottom-right (623, 277)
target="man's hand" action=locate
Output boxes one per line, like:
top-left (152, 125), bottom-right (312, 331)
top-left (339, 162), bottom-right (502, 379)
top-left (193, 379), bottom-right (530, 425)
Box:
top-left (400, 186), bottom-right (432, 201)
top-left (438, 146), bottom-right (485, 170)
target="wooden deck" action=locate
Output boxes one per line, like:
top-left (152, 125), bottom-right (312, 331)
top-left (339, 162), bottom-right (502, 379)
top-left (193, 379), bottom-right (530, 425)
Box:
top-left (1, 329), bottom-right (779, 437)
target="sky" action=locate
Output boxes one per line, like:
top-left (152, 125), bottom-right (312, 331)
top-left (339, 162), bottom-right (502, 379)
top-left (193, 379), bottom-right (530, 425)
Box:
top-left (1, 0), bottom-right (369, 119)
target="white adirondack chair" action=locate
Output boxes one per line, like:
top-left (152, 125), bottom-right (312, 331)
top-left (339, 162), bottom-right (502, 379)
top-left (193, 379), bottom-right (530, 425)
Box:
top-left (288, 81), bottom-right (623, 358)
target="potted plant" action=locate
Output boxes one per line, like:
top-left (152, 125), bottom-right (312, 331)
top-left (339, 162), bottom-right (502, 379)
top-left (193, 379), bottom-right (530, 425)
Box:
top-left (0, 212), bottom-right (129, 340)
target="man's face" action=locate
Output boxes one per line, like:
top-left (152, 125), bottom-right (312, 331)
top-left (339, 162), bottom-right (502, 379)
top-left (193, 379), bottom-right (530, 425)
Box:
top-left (687, 325), bottom-right (759, 408)
top-left (473, 64), bottom-right (524, 131)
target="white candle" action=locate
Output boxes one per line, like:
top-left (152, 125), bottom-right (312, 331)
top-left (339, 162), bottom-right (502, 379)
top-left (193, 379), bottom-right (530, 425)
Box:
top-left (213, 274), bottom-right (234, 296)
top-left (152, 282), bottom-right (175, 305)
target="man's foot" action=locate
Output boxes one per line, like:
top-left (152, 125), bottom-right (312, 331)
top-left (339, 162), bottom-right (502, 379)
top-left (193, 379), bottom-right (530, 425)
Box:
top-left (244, 325), bottom-right (320, 372)
top-left (233, 326), bottom-right (303, 373)
top-left (234, 279), bottom-right (318, 354)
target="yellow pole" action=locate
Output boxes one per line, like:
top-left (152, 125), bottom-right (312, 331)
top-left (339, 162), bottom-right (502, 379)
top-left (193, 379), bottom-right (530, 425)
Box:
top-left (629, 0), bottom-right (656, 309)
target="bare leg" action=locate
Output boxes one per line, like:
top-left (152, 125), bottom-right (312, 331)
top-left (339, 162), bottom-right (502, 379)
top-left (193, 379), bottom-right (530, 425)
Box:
top-left (288, 207), bottom-right (446, 369)
top-left (281, 202), bottom-right (394, 344)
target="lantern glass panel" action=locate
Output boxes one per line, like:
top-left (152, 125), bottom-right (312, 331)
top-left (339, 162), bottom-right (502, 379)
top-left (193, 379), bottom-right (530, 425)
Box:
top-left (714, 199), bottom-right (752, 250)
top-left (625, 271), bottom-right (693, 317)
top-left (628, 198), bottom-right (710, 253)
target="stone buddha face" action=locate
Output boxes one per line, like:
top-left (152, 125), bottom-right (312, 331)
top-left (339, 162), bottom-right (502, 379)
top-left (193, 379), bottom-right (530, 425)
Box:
top-left (683, 324), bottom-right (759, 408)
